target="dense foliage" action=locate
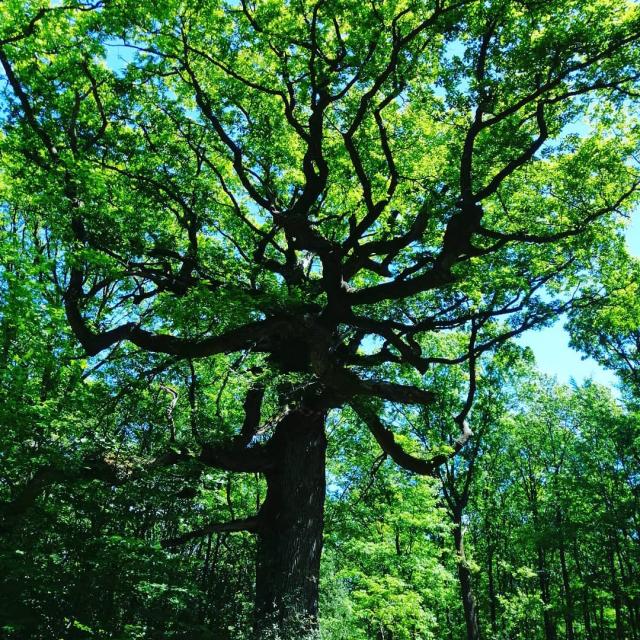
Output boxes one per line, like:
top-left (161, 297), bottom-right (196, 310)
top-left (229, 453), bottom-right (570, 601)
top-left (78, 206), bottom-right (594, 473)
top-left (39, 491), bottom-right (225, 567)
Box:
top-left (1, 0), bottom-right (639, 638)
top-left (1, 239), bottom-right (639, 638)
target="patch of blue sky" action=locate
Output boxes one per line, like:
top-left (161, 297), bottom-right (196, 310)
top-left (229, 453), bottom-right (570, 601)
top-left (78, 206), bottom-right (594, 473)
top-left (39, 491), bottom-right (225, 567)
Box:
top-left (517, 319), bottom-right (619, 388)
top-left (518, 216), bottom-right (639, 389)
top-left (626, 211), bottom-right (640, 255)
top-left (518, 105), bottom-right (639, 389)
top-left (437, 38), bottom-right (470, 98)
top-left (103, 40), bottom-right (137, 76)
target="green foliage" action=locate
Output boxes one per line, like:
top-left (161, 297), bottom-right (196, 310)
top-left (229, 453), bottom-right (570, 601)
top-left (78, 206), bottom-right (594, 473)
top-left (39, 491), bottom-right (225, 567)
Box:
top-left (1, 0), bottom-right (640, 638)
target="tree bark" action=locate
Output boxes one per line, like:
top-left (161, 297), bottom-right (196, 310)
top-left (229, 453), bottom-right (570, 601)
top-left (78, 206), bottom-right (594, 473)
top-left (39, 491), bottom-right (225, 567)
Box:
top-left (487, 538), bottom-right (498, 633)
top-left (571, 539), bottom-right (592, 639)
top-left (608, 544), bottom-right (625, 640)
top-left (536, 545), bottom-right (557, 640)
top-left (254, 407), bottom-right (327, 639)
top-left (453, 521), bottom-right (481, 640)
top-left (558, 525), bottom-right (575, 640)
top-left (615, 533), bottom-right (639, 639)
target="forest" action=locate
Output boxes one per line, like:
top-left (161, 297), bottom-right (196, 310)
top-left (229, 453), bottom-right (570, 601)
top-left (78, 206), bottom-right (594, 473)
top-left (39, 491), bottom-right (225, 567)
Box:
top-left (0, 0), bottom-right (639, 638)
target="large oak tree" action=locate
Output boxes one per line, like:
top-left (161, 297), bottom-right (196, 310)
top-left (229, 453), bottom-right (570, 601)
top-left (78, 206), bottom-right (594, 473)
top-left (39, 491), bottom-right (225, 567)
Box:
top-left (1, 0), bottom-right (639, 635)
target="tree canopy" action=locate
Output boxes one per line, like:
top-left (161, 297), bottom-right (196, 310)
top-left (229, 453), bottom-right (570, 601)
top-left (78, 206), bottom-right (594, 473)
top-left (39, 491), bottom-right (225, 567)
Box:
top-left (1, 0), bottom-right (639, 638)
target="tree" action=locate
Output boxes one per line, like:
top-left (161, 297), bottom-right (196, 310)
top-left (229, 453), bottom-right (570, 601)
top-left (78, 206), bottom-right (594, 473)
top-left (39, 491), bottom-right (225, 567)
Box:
top-left (1, 0), bottom-right (639, 635)
top-left (0, 205), bottom-right (262, 638)
top-left (468, 376), bottom-right (640, 640)
top-left (432, 344), bottom-right (529, 640)
top-left (569, 254), bottom-right (640, 397)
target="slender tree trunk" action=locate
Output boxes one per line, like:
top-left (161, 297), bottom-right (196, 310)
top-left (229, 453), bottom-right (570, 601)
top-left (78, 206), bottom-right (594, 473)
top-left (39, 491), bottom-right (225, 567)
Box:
top-left (608, 544), bottom-right (625, 640)
top-left (525, 475), bottom-right (556, 640)
top-left (254, 408), bottom-right (327, 639)
top-left (445, 608), bottom-right (455, 640)
top-left (557, 527), bottom-right (575, 640)
top-left (453, 520), bottom-right (481, 640)
top-left (487, 539), bottom-right (498, 633)
top-left (615, 534), bottom-right (639, 639)
top-left (536, 545), bottom-right (557, 640)
top-left (571, 540), bottom-right (592, 639)
top-left (204, 532), bottom-right (222, 620)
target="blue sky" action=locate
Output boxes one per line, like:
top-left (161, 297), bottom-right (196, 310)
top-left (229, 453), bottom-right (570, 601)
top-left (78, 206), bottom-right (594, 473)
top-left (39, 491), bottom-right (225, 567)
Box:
top-left (518, 213), bottom-right (640, 388)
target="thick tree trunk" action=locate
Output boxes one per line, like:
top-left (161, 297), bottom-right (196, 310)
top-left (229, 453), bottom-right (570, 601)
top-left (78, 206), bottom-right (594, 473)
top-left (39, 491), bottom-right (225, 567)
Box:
top-left (453, 521), bottom-right (481, 640)
top-left (254, 408), bottom-right (327, 639)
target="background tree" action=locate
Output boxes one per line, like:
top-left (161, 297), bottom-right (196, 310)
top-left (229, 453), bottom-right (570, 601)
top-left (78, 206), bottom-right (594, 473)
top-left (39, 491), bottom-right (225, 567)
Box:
top-left (569, 254), bottom-right (640, 397)
top-left (1, 0), bottom-right (640, 636)
top-left (432, 343), bottom-right (530, 640)
top-left (468, 376), bottom-right (640, 640)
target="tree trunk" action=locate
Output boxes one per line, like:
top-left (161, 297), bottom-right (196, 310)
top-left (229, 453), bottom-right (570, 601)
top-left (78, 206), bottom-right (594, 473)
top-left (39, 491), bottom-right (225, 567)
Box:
top-left (453, 521), bottom-right (481, 640)
top-left (254, 407), bottom-right (327, 639)
top-left (571, 539), bottom-right (592, 639)
top-left (536, 545), bottom-right (557, 640)
top-left (487, 539), bottom-right (498, 633)
top-left (615, 533), bottom-right (640, 639)
top-left (558, 530), bottom-right (575, 640)
top-left (608, 545), bottom-right (625, 640)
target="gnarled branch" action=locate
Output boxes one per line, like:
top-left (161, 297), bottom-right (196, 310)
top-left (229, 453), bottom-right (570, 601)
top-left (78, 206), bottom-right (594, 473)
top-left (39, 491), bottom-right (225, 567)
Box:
top-left (350, 399), bottom-right (472, 476)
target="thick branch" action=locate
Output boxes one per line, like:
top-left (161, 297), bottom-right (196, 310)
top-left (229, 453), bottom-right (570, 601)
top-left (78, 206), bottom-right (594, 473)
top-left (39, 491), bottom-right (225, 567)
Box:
top-left (233, 385), bottom-right (266, 448)
top-left (350, 399), bottom-right (472, 476)
top-left (64, 284), bottom-right (292, 357)
top-left (161, 516), bottom-right (260, 548)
